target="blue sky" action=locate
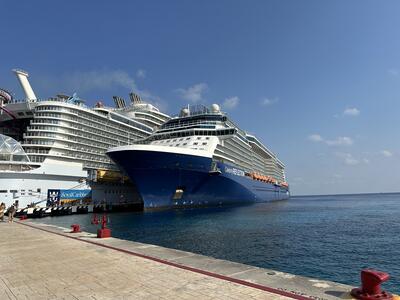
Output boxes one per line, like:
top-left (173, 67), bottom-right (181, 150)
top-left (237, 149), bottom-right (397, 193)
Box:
top-left (1, 1), bottom-right (399, 195)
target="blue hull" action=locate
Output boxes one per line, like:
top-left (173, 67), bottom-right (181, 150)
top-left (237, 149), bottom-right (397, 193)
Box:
top-left (107, 149), bottom-right (290, 209)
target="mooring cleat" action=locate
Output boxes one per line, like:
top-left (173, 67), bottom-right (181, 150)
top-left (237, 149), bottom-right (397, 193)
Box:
top-left (70, 224), bottom-right (81, 233)
top-left (351, 269), bottom-right (393, 300)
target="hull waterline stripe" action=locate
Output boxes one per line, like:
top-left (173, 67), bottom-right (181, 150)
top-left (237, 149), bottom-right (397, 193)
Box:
top-left (17, 221), bottom-right (312, 300)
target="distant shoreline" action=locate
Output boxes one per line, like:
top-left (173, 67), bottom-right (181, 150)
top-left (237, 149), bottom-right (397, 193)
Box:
top-left (291, 191), bottom-right (400, 198)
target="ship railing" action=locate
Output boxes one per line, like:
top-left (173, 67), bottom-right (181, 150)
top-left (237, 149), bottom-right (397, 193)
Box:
top-left (38, 97), bottom-right (88, 108)
top-left (121, 105), bottom-right (159, 113)
top-left (0, 161), bottom-right (41, 172)
top-left (170, 111), bottom-right (225, 119)
top-left (7, 99), bottom-right (28, 104)
top-left (8, 97), bottom-right (79, 104)
top-left (160, 120), bottom-right (218, 130)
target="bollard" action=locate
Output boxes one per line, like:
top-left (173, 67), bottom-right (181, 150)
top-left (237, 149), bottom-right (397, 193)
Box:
top-left (351, 269), bottom-right (393, 300)
top-left (97, 214), bottom-right (111, 238)
top-left (70, 224), bottom-right (81, 233)
top-left (91, 213), bottom-right (99, 225)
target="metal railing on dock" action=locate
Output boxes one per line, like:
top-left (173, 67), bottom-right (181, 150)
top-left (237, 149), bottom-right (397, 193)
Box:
top-left (14, 202), bottom-right (143, 219)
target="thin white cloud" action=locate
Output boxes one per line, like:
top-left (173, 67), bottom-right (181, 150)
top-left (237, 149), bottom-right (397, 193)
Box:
top-left (381, 150), bottom-right (393, 157)
top-left (325, 136), bottom-right (353, 146)
top-left (308, 134), bottom-right (323, 142)
top-left (308, 134), bottom-right (353, 146)
top-left (388, 69), bottom-right (399, 76)
top-left (136, 69), bottom-right (146, 79)
top-left (335, 152), bottom-right (359, 165)
top-left (222, 96), bottom-right (239, 109)
top-left (67, 70), bottom-right (166, 110)
top-left (345, 157), bottom-right (359, 165)
top-left (335, 152), bottom-right (369, 166)
top-left (261, 97), bottom-right (279, 106)
top-left (176, 83), bottom-right (208, 103)
top-left (343, 107), bottom-right (360, 116)
top-left (35, 69), bottom-right (169, 110)
top-left (64, 70), bottom-right (137, 92)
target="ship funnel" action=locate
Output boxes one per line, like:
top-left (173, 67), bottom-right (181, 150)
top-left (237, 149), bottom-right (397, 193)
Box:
top-left (129, 92), bottom-right (142, 104)
top-left (12, 69), bottom-right (37, 102)
top-left (112, 96), bottom-right (126, 108)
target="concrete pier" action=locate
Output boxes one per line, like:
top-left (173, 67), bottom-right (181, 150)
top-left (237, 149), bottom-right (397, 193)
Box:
top-left (0, 220), bottom-right (353, 300)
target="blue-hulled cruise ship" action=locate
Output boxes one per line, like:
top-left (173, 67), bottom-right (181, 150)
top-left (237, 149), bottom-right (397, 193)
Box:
top-left (107, 104), bottom-right (289, 209)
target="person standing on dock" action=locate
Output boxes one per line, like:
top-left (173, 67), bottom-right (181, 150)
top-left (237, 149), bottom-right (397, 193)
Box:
top-left (8, 203), bottom-right (16, 223)
top-left (0, 202), bottom-right (5, 221)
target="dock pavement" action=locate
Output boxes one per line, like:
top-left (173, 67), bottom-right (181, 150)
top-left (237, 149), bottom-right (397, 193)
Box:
top-left (0, 220), bottom-right (353, 300)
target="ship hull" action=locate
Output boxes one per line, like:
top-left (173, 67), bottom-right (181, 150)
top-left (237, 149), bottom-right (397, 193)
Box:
top-left (107, 148), bottom-right (290, 209)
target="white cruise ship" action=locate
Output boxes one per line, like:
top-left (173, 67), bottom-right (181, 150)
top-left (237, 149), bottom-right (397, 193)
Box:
top-left (107, 104), bottom-right (289, 209)
top-left (0, 69), bottom-right (169, 209)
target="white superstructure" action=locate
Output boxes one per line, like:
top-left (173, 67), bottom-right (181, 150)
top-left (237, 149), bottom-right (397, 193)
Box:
top-left (136, 104), bottom-right (286, 183)
top-left (0, 69), bottom-right (170, 208)
top-left (23, 95), bottom-right (168, 170)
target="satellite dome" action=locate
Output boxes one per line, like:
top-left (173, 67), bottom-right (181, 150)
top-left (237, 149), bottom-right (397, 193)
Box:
top-left (210, 104), bottom-right (220, 113)
top-left (180, 108), bottom-right (190, 117)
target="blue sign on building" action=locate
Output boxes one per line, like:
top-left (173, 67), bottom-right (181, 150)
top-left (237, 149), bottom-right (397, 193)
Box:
top-left (47, 189), bottom-right (91, 206)
top-left (60, 189), bottom-right (91, 200)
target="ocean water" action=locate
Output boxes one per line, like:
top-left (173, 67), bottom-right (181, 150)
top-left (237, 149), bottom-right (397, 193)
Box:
top-left (32, 193), bottom-right (400, 293)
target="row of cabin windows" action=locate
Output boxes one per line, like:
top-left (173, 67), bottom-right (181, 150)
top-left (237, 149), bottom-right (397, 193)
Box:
top-left (171, 136), bottom-right (210, 142)
top-left (25, 128), bottom-right (136, 148)
top-left (161, 115), bottom-right (226, 129)
top-left (0, 188), bottom-right (41, 194)
top-left (153, 136), bottom-right (210, 144)
top-left (17, 111), bottom-right (33, 116)
top-left (173, 142), bottom-right (208, 147)
top-left (145, 128), bottom-right (235, 143)
top-left (157, 124), bottom-right (216, 134)
top-left (36, 106), bottom-right (152, 135)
